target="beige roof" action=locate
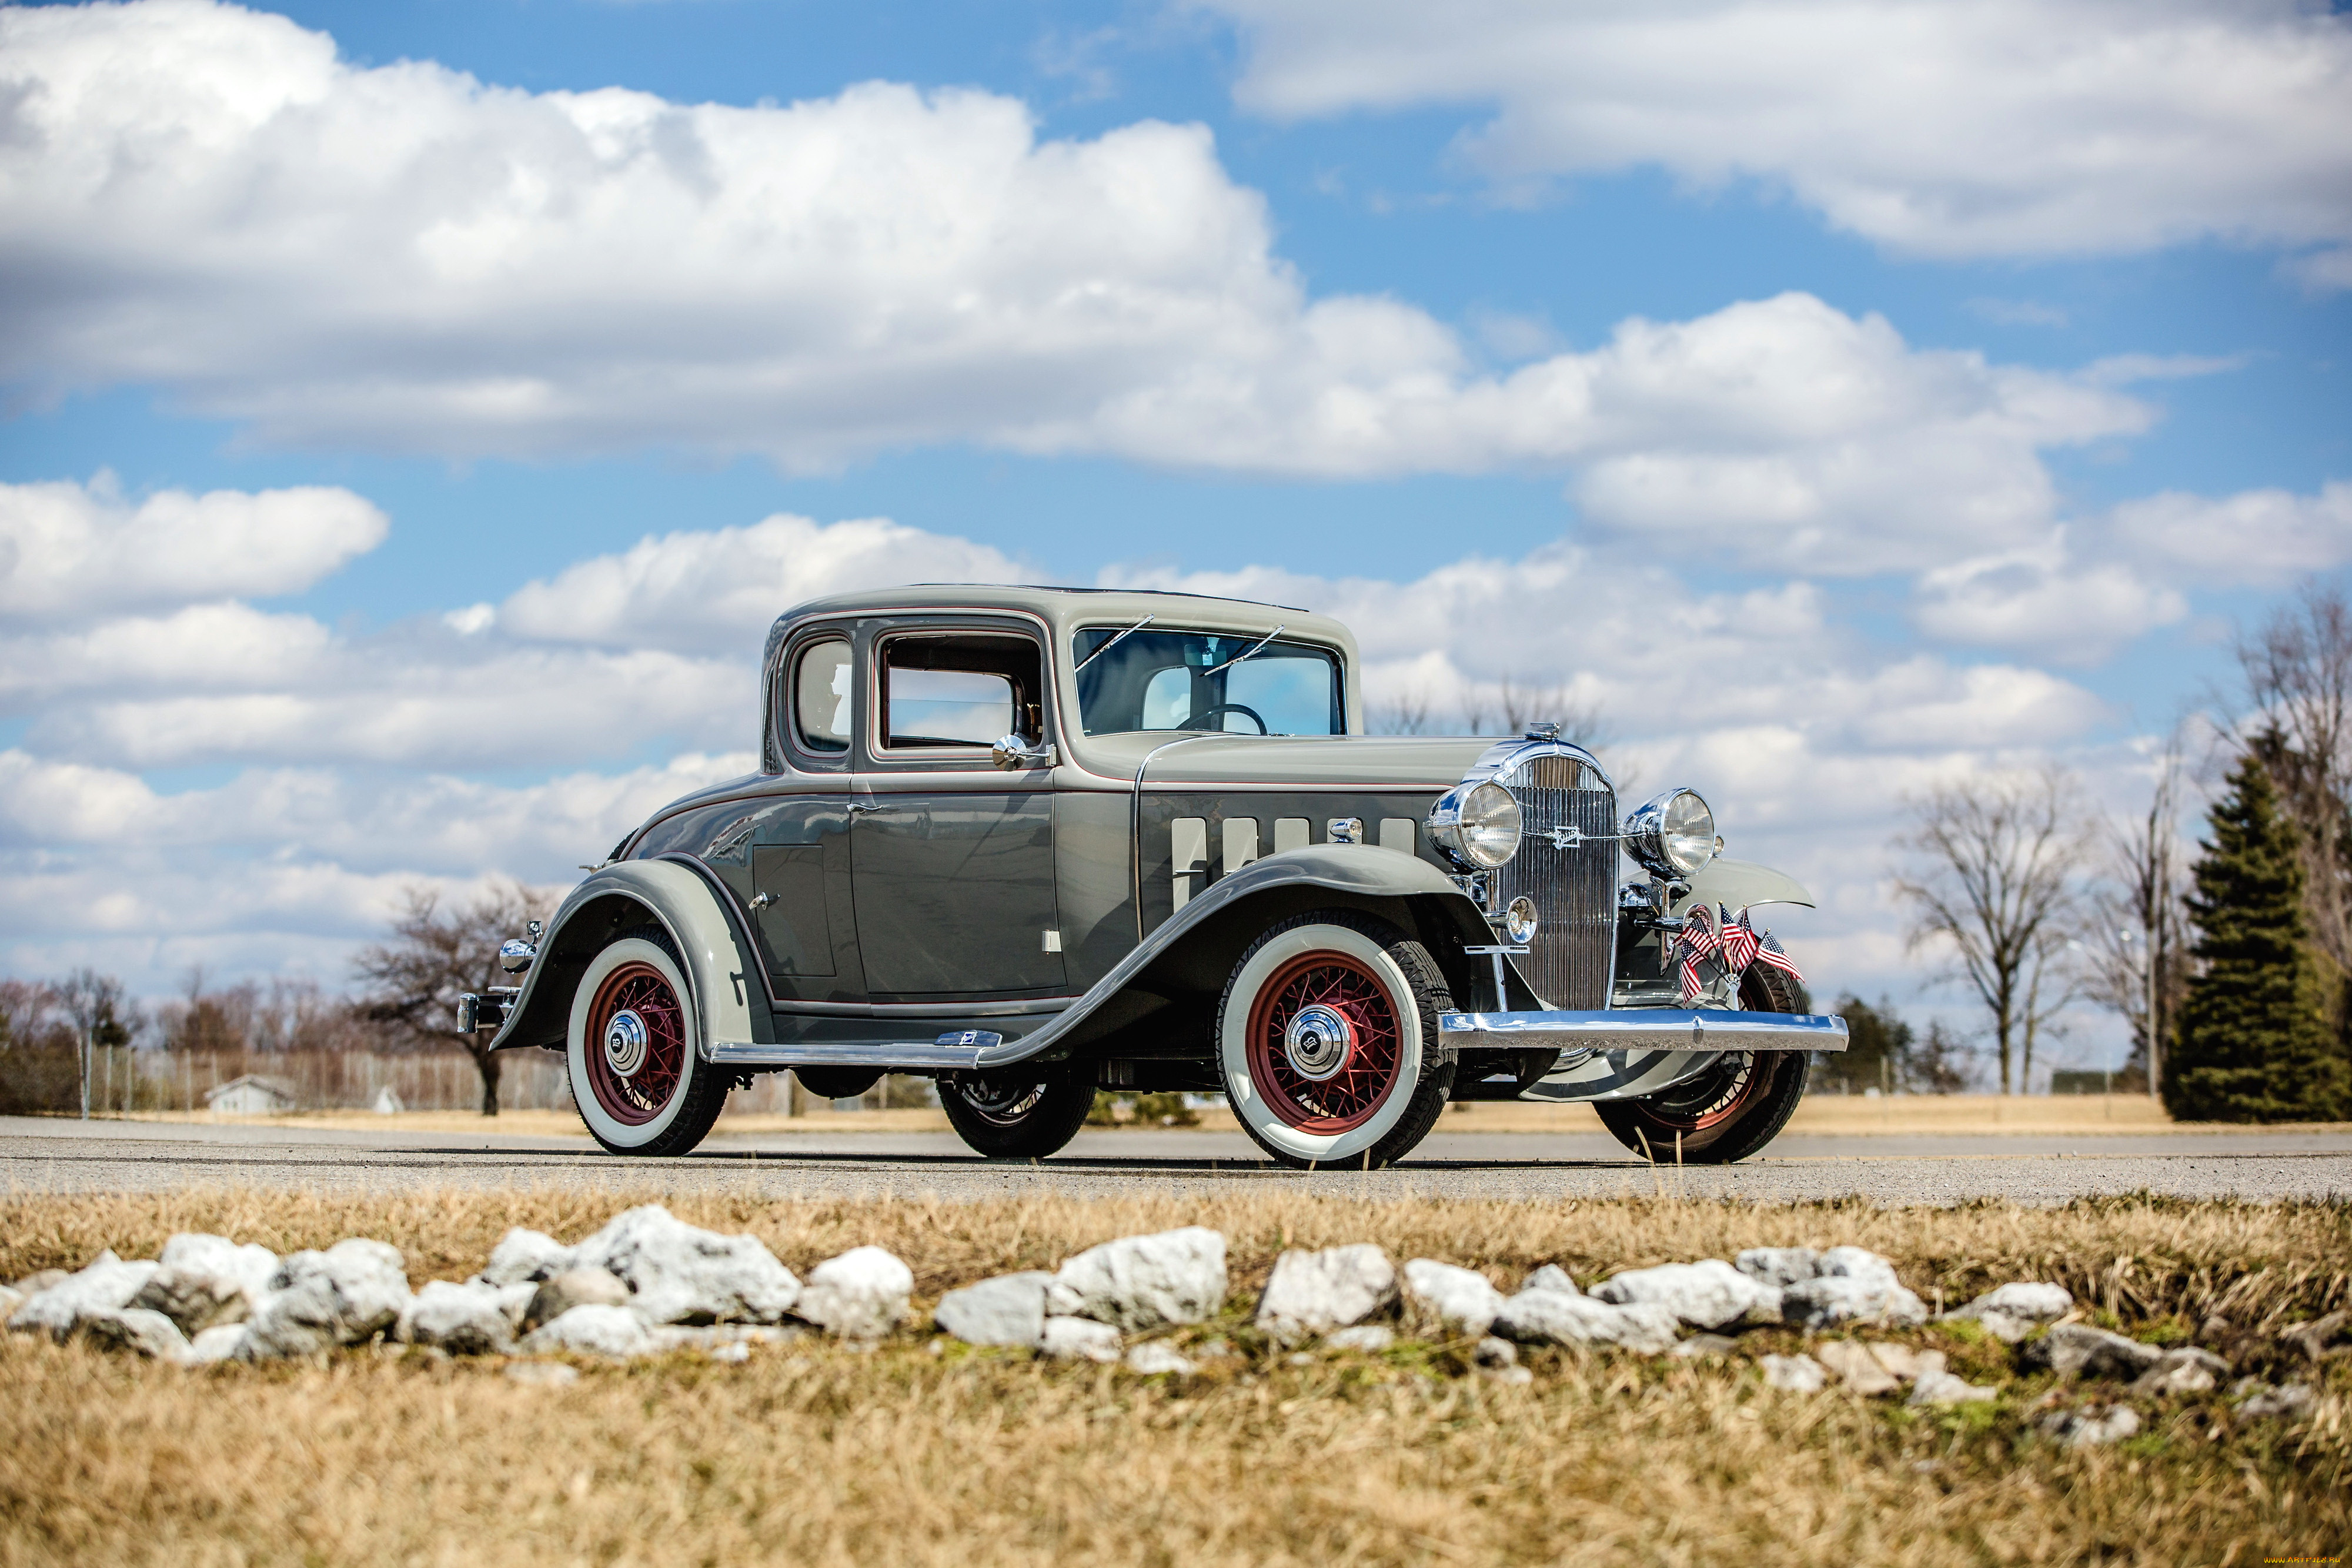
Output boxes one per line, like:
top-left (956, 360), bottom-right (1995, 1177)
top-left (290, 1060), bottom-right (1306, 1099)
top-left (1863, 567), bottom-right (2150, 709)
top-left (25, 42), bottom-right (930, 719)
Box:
top-left (771, 583), bottom-right (1358, 663)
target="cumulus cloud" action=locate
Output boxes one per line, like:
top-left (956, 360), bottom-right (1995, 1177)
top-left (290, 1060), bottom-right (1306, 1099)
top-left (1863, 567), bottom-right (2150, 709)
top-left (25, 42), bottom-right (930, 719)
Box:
top-left (1910, 536), bottom-right (2189, 665)
top-left (1204, 0), bottom-right (2352, 265)
top-left (2107, 482), bottom-right (2352, 586)
top-left (0, 473), bottom-right (386, 621)
top-left (0, 0), bottom-right (2149, 566)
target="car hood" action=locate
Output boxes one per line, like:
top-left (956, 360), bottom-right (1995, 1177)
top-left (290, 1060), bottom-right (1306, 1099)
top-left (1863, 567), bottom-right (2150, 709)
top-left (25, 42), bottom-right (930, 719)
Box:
top-left (1077, 732), bottom-right (1497, 789)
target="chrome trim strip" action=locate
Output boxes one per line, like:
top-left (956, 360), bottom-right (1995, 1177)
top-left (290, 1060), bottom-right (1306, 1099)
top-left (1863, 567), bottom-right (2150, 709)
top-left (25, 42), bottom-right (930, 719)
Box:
top-left (1131, 732), bottom-right (1221, 942)
top-left (1438, 1008), bottom-right (1849, 1052)
top-left (770, 997), bottom-right (1076, 1019)
top-left (708, 1041), bottom-right (991, 1069)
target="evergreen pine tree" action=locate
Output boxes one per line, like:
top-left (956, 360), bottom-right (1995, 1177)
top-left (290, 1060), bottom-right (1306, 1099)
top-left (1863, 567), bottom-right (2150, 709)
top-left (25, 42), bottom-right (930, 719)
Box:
top-left (2171, 747), bottom-right (2347, 1121)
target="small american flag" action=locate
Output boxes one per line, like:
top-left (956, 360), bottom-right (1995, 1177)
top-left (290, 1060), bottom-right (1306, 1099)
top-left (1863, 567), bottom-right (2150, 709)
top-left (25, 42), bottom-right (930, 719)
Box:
top-left (1674, 902), bottom-right (1801, 1004)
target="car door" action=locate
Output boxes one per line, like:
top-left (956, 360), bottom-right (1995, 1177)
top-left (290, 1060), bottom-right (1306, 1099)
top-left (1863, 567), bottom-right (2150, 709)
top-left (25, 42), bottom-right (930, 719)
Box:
top-left (850, 617), bottom-right (1067, 999)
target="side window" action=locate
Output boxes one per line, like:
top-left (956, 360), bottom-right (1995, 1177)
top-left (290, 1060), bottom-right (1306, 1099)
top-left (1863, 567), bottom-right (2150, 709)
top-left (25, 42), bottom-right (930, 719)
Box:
top-left (794, 638), bottom-right (853, 754)
top-left (878, 633), bottom-right (1043, 752)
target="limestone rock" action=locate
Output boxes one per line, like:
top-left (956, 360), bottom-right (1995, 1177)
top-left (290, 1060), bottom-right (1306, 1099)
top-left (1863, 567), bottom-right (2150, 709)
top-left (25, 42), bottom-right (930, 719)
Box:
top-left (11, 1269), bottom-right (69, 1298)
top-left (492, 1282), bottom-right (538, 1330)
top-left (2025, 1323), bottom-right (2166, 1379)
top-left (0, 1286), bottom-right (19, 1323)
top-left (132, 1234), bottom-right (280, 1336)
top-left (796, 1246), bottom-right (914, 1341)
top-left (1472, 1336), bottom-right (1519, 1370)
top-left (1124, 1342), bottom-right (1196, 1376)
top-left (1046, 1228), bottom-right (1227, 1332)
top-left (1256, 1245), bottom-right (1396, 1345)
top-left (1779, 1252), bottom-right (1927, 1330)
top-left (1494, 1288), bottom-right (1680, 1354)
top-left (2130, 1346), bottom-right (2229, 1398)
top-left (1037, 1316), bottom-right (1122, 1362)
top-left (188, 1323), bottom-right (247, 1364)
top-left (522, 1303), bottom-right (656, 1359)
top-left (526, 1269), bottom-right (631, 1330)
top-left (239, 1239), bottom-right (412, 1359)
top-left (1521, 1265), bottom-right (1578, 1295)
top-left (935, 1272), bottom-right (1053, 1348)
top-left (403, 1280), bottom-right (518, 1355)
top-left (1816, 1338), bottom-right (1901, 1395)
top-left (479, 1229), bottom-right (576, 1288)
top-left (1735, 1248), bottom-right (1821, 1288)
top-left (1867, 1343), bottom-right (1946, 1383)
top-left (569, 1205), bottom-right (800, 1325)
top-left (8, 1251), bottom-right (161, 1341)
top-left (2040, 1404), bottom-right (2139, 1446)
top-left (1762, 1353), bottom-right (1828, 1392)
top-left (79, 1306), bottom-right (195, 1362)
top-left (1941, 1281), bottom-right (2072, 1343)
top-left (1592, 1259), bottom-right (1773, 1332)
top-left (1907, 1370), bottom-right (1999, 1406)
top-left (1326, 1325), bottom-right (1396, 1353)
top-left (2238, 1381), bottom-right (2315, 1420)
top-left (1401, 1259), bottom-right (1505, 1339)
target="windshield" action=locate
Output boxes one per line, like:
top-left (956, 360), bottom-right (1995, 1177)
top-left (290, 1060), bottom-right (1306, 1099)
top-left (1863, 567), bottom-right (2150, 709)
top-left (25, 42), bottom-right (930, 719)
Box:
top-left (1073, 628), bottom-right (1345, 737)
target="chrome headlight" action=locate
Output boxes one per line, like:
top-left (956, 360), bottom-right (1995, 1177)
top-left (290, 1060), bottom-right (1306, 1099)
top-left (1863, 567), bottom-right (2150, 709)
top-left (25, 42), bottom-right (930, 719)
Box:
top-left (1623, 788), bottom-right (1717, 878)
top-left (1427, 780), bottom-right (1523, 870)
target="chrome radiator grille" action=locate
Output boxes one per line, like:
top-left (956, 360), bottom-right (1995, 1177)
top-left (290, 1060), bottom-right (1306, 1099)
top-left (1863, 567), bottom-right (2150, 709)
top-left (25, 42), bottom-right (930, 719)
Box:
top-left (1494, 754), bottom-right (1617, 1009)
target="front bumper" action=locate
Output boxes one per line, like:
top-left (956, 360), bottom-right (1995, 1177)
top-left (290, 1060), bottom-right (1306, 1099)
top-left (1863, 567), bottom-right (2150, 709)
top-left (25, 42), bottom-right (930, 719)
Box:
top-left (1439, 1008), bottom-right (1849, 1053)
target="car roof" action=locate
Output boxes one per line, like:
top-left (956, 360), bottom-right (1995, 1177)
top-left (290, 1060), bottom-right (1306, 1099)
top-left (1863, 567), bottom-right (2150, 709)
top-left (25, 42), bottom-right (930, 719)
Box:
top-left (770, 583), bottom-right (1358, 657)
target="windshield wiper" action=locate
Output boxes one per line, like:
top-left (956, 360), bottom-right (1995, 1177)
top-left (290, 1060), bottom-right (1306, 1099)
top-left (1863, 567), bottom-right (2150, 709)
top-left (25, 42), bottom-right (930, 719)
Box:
top-left (1202, 624), bottom-right (1285, 677)
top-left (1074, 614), bottom-right (1154, 673)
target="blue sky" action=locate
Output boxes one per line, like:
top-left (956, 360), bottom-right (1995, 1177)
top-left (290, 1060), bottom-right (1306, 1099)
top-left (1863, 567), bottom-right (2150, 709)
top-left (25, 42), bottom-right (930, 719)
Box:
top-left (2, 0), bottom-right (2348, 1079)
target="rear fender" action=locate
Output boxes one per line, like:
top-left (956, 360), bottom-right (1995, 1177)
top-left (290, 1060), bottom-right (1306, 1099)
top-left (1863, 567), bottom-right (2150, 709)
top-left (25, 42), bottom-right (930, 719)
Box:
top-left (488, 858), bottom-right (767, 1057)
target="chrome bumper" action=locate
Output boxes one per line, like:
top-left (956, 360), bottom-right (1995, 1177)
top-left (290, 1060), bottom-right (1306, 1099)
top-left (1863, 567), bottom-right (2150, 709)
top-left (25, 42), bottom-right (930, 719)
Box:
top-left (1439, 1008), bottom-right (1849, 1052)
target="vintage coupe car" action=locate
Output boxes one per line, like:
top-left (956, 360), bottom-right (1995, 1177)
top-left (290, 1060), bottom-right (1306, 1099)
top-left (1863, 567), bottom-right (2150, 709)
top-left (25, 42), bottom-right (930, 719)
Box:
top-left (465, 585), bottom-right (1845, 1168)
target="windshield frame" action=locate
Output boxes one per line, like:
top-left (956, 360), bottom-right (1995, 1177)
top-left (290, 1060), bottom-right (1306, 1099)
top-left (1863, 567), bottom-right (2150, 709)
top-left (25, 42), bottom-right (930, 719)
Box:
top-left (1069, 624), bottom-right (1349, 738)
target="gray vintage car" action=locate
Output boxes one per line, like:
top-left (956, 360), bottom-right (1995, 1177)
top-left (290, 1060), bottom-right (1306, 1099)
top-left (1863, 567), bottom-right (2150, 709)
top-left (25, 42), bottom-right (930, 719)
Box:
top-left (465, 585), bottom-right (1845, 1167)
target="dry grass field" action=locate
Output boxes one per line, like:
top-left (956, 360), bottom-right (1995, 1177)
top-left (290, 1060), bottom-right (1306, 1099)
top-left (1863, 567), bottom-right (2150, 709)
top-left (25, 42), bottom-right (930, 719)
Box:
top-left (1, 1188), bottom-right (2344, 1566)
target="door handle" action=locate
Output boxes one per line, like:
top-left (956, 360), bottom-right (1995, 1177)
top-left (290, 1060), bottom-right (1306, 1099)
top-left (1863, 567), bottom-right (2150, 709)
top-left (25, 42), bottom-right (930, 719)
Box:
top-left (750, 892), bottom-right (776, 909)
top-left (847, 800), bottom-right (884, 815)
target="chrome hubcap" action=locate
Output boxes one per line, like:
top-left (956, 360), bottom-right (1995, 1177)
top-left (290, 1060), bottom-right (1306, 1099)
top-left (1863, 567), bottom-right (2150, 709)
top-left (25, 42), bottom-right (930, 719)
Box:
top-left (604, 1009), bottom-right (651, 1078)
top-left (1282, 1003), bottom-right (1355, 1081)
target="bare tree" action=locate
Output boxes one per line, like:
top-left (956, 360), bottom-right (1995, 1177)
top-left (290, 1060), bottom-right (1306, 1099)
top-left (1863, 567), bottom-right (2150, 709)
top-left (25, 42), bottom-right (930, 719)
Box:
top-left (1893, 769), bottom-right (2090, 1094)
top-left (2079, 731), bottom-right (2193, 1097)
top-left (1369, 687), bottom-right (1435, 735)
top-left (2234, 584), bottom-right (2352, 977)
top-left (353, 879), bottom-right (555, 1115)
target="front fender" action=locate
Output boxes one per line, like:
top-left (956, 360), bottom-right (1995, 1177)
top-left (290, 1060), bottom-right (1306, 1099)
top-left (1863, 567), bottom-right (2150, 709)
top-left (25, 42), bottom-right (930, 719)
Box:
top-left (487, 857), bottom-right (767, 1057)
top-left (1670, 856), bottom-right (1814, 916)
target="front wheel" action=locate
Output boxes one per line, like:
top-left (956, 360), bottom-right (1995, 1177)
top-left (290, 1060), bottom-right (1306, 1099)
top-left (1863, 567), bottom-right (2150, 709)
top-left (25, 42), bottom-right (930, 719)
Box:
top-left (1216, 910), bottom-right (1455, 1169)
top-left (567, 927), bottom-right (729, 1156)
top-left (939, 1075), bottom-right (1095, 1159)
top-left (1593, 965), bottom-right (1810, 1165)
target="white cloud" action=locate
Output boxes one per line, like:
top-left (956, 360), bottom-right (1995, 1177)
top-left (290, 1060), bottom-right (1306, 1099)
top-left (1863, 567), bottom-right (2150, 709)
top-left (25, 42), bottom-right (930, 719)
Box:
top-left (1911, 534), bottom-right (2189, 664)
top-left (0, 474), bottom-right (386, 622)
top-left (2107, 481), bottom-right (2352, 586)
top-left (0, 0), bottom-right (2149, 564)
top-left (1203, 0), bottom-right (2352, 265)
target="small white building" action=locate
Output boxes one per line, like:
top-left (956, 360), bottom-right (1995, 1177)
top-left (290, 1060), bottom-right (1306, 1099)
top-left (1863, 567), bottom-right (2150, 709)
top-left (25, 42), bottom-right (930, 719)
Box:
top-left (204, 1075), bottom-right (298, 1114)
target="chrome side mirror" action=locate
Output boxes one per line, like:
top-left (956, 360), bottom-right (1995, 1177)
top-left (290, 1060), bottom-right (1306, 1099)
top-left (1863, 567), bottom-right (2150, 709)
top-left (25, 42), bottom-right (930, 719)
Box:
top-left (991, 734), bottom-right (1058, 771)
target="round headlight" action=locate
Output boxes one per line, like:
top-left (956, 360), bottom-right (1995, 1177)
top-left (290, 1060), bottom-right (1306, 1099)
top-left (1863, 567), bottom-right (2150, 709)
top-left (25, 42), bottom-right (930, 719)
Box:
top-left (1426, 779), bottom-right (1524, 870)
top-left (1623, 788), bottom-right (1718, 878)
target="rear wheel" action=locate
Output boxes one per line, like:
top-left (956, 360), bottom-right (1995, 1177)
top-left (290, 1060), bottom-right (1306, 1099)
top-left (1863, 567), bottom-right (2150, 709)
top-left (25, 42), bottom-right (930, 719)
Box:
top-left (939, 1075), bottom-right (1095, 1159)
top-left (567, 927), bottom-right (729, 1156)
top-left (1594, 964), bottom-right (1810, 1165)
top-left (1216, 910), bottom-right (1454, 1169)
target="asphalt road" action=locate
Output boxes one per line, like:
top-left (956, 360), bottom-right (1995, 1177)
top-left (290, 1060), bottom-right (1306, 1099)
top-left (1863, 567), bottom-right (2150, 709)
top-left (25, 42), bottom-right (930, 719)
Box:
top-left (5, 1115), bottom-right (2348, 1205)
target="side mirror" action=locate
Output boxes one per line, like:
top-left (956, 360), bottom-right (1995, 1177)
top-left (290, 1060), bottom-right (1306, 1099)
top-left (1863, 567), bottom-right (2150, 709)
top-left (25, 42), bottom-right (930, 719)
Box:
top-left (991, 734), bottom-right (1058, 772)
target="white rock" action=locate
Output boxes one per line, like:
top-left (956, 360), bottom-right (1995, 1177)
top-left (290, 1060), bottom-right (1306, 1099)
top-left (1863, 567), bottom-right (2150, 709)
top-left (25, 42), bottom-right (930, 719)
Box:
top-left (1818, 1246), bottom-right (1902, 1289)
top-left (239, 1239), bottom-right (412, 1359)
top-left (1908, 1370), bottom-right (1999, 1407)
top-left (1816, 1339), bottom-right (1901, 1395)
top-left (2239, 1382), bottom-right (2315, 1420)
top-left (1493, 1289), bottom-right (1681, 1354)
top-left (1867, 1343), bottom-right (1946, 1383)
top-left (1522, 1265), bottom-right (1578, 1295)
top-left (1124, 1342), bottom-right (1197, 1376)
top-left (1401, 1259), bottom-right (1506, 1339)
top-left (1591, 1260), bottom-right (1773, 1332)
top-left (403, 1280), bottom-right (518, 1355)
top-left (1736, 1248), bottom-right (1821, 1288)
top-left (1037, 1316), bottom-right (1123, 1362)
top-left (795, 1246), bottom-right (914, 1341)
top-left (1780, 1265), bottom-right (1929, 1330)
top-left (1326, 1325), bottom-right (1396, 1353)
top-left (0, 1286), bottom-right (19, 1322)
top-left (9, 1252), bottom-right (161, 1341)
top-left (1256, 1245), bottom-right (1396, 1345)
top-left (936, 1272), bottom-right (1053, 1347)
top-left (526, 1268), bottom-right (631, 1329)
top-left (1668, 1333), bottom-right (1740, 1360)
top-left (522, 1303), bottom-right (657, 1359)
top-left (506, 1361), bottom-right (580, 1386)
top-left (188, 1324), bottom-right (247, 1364)
top-left (79, 1306), bottom-right (195, 1362)
top-left (2027, 1323), bottom-right (2166, 1379)
top-left (1949, 1281), bottom-right (2072, 1324)
top-left (130, 1235), bottom-right (280, 1336)
top-left (1045, 1228), bottom-right (1227, 1332)
top-left (2042, 1404), bottom-right (2139, 1446)
top-left (492, 1282), bottom-right (539, 1330)
top-left (1472, 1336), bottom-right (1519, 1370)
top-left (479, 1229), bottom-right (576, 1288)
top-left (1762, 1353), bottom-right (1828, 1392)
top-left (570, 1205), bottom-right (800, 1325)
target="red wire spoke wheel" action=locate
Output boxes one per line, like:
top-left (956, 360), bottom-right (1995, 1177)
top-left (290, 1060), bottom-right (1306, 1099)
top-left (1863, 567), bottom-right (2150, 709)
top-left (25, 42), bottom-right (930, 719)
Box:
top-left (583, 959), bottom-right (687, 1126)
top-left (1626, 1054), bottom-right (1768, 1137)
top-left (1594, 964), bottom-right (1812, 1165)
top-left (1244, 950), bottom-right (1405, 1134)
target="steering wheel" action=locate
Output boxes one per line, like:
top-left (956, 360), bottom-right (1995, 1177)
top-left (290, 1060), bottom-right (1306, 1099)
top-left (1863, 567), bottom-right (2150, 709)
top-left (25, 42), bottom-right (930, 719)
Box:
top-left (1181, 703), bottom-right (1268, 734)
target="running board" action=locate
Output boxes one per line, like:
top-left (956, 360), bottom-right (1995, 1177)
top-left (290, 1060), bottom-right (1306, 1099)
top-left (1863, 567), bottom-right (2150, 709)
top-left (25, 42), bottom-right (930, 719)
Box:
top-left (705, 1031), bottom-right (1007, 1071)
top-left (1440, 1008), bottom-right (1848, 1052)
